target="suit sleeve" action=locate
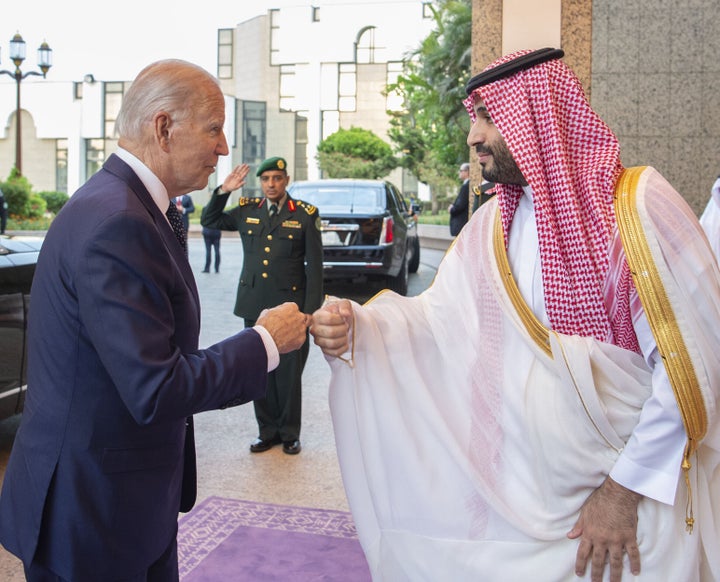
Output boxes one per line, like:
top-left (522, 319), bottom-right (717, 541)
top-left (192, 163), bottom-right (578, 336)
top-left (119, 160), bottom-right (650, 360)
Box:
top-left (201, 188), bottom-right (241, 231)
top-left (76, 210), bottom-right (267, 424)
top-left (450, 183), bottom-right (470, 216)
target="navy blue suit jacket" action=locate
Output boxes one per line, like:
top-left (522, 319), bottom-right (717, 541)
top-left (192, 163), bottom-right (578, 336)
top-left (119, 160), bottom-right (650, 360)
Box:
top-left (449, 180), bottom-right (470, 236)
top-left (0, 154), bottom-right (268, 581)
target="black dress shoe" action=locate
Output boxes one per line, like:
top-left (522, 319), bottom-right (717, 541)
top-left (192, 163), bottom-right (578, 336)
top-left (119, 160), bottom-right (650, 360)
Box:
top-left (282, 440), bottom-right (301, 455)
top-left (250, 436), bottom-right (280, 453)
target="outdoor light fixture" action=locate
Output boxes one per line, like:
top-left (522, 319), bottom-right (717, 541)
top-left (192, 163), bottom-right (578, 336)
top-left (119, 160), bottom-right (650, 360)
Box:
top-left (0, 32), bottom-right (53, 176)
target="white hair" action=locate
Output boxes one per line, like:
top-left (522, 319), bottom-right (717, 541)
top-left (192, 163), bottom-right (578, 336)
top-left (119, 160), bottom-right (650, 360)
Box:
top-left (115, 59), bottom-right (221, 141)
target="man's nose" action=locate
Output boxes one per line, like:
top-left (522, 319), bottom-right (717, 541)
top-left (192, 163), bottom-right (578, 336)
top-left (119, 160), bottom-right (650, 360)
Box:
top-left (467, 121), bottom-right (484, 148)
top-left (217, 132), bottom-right (230, 155)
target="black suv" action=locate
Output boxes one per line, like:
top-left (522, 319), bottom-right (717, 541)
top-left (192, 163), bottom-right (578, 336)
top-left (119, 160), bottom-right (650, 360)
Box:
top-left (0, 236), bottom-right (42, 421)
top-left (288, 179), bottom-right (420, 295)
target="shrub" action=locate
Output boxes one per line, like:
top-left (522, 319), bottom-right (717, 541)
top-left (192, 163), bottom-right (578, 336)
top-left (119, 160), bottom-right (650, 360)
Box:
top-left (27, 194), bottom-right (48, 219)
top-left (317, 127), bottom-right (397, 179)
top-left (7, 216), bottom-right (52, 230)
top-left (1, 175), bottom-right (32, 217)
top-left (38, 190), bottom-right (69, 215)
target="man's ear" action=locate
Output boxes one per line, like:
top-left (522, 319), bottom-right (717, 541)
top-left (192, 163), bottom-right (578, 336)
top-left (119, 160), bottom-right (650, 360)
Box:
top-left (154, 111), bottom-right (172, 151)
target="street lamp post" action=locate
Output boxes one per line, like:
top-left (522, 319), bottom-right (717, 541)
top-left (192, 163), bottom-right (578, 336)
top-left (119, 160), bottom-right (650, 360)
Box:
top-left (0, 33), bottom-right (52, 176)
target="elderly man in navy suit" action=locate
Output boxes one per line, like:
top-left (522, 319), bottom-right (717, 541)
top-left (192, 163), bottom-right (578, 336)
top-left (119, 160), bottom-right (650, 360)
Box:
top-left (0, 59), bottom-right (310, 582)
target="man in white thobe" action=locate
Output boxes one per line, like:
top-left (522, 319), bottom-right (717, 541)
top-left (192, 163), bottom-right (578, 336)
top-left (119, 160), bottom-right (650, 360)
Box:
top-left (310, 48), bottom-right (720, 582)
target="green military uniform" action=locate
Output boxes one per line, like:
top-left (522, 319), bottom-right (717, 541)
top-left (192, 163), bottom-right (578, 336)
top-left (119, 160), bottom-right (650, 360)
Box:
top-left (201, 169), bottom-right (323, 445)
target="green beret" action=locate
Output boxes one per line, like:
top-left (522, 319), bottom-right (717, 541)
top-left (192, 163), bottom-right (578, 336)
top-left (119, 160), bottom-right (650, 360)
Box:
top-left (256, 156), bottom-right (288, 176)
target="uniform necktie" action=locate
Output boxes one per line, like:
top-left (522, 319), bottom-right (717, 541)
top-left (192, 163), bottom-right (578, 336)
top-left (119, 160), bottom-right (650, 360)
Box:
top-left (269, 203), bottom-right (278, 218)
top-left (166, 202), bottom-right (187, 252)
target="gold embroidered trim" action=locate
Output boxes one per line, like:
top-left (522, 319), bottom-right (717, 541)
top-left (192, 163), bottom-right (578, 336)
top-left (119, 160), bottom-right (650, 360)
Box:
top-left (614, 166), bottom-right (707, 532)
top-left (493, 210), bottom-right (553, 358)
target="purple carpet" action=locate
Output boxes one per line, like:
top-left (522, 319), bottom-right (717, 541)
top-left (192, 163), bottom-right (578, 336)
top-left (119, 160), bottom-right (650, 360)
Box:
top-left (177, 496), bottom-right (372, 581)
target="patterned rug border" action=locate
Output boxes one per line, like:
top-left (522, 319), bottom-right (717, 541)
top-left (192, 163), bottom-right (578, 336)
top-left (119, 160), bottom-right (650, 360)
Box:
top-left (177, 496), bottom-right (360, 577)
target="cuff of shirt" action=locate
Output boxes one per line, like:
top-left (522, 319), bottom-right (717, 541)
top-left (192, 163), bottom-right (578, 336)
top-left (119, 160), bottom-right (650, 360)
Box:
top-left (609, 454), bottom-right (680, 505)
top-left (253, 325), bottom-right (280, 372)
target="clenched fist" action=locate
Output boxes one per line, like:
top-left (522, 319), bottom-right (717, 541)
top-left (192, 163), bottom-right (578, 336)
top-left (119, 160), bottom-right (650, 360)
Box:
top-left (309, 299), bottom-right (353, 357)
top-left (256, 302), bottom-right (311, 354)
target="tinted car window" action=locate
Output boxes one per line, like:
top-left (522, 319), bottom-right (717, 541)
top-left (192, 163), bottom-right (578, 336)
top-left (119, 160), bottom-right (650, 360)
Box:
top-left (291, 185), bottom-right (383, 214)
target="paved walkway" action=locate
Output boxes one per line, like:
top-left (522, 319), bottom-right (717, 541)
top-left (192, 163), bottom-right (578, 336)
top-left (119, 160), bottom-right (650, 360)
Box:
top-left (0, 236), bottom-right (445, 580)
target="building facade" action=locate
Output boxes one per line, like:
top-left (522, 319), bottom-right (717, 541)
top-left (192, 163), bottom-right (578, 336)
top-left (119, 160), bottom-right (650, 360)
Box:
top-left (1, 0), bottom-right (719, 213)
top-left (0, 1), bottom-right (434, 207)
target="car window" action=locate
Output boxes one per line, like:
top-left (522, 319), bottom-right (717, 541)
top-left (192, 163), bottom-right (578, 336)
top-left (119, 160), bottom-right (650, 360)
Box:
top-left (386, 183), bottom-right (407, 214)
top-left (292, 185), bottom-right (383, 213)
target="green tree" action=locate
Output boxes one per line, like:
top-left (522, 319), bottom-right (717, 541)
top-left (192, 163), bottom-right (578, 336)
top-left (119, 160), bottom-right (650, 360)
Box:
top-left (387, 0), bottom-right (472, 212)
top-left (317, 127), bottom-right (397, 179)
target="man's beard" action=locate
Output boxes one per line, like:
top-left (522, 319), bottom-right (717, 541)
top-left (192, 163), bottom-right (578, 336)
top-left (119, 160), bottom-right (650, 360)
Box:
top-left (478, 143), bottom-right (526, 186)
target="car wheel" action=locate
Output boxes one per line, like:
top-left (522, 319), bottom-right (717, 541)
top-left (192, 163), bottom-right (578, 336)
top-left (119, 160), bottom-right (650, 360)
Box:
top-left (388, 252), bottom-right (409, 295)
top-left (408, 236), bottom-right (420, 274)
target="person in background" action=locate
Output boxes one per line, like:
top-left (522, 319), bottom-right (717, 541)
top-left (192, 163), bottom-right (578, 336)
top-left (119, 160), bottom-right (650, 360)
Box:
top-left (0, 59), bottom-right (310, 582)
top-left (201, 224), bottom-right (222, 273)
top-left (310, 48), bottom-right (720, 581)
top-left (448, 162), bottom-right (471, 236)
top-left (202, 157), bottom-right (323, 456)
top-left (699, 174), bottom-right (720, 259)
top-left (174, 193), bottom-right (195, 233)
top-left (0, 186), bottom-right (7, 235)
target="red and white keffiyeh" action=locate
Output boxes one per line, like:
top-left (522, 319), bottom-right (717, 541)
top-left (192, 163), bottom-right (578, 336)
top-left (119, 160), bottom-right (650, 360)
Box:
top-left (464, 50), bottom-right (639, 351)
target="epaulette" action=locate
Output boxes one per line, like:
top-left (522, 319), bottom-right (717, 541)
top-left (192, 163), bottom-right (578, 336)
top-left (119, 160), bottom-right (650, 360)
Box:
top-left (238, 197), bottom-right (263, 207)
top-left (296, 200), bottom-right (317, 215)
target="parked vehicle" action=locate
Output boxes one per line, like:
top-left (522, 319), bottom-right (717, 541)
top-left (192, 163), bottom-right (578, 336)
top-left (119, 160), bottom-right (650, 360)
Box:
top-left (0, 236), bottom-right (42, 421)
top-left (288, 179), bottom-right (420, 295)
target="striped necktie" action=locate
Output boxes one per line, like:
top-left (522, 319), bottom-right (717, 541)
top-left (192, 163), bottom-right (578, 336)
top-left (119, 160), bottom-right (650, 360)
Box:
top-left (166, 202), bottom-right (187, 252)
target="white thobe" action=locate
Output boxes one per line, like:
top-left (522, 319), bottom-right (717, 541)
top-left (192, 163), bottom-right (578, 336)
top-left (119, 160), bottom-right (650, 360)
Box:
top-left (699, 176), bottom-right (720, 260)
top-left (327, 167), bottom-right (720, 581)
top-left (509, 188), bottom-right (685, 504)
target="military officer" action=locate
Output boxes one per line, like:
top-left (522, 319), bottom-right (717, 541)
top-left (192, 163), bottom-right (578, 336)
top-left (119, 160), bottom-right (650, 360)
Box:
top-left (201, 157), bottom-right (323, 455)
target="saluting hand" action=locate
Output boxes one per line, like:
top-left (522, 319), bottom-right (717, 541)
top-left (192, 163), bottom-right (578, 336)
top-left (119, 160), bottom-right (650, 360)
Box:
top-left (257, 302), bottom-right (311, 354)
top-left (221, 163), bottom-right (250, 193)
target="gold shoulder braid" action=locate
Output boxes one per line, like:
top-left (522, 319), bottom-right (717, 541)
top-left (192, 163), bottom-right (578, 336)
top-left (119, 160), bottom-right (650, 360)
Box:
top-left (493, 210), bottom-right (553, 358)
top-left (298, 200), bottom-right (318, 215)
top-left (615, 166), bottom-right (707, 533)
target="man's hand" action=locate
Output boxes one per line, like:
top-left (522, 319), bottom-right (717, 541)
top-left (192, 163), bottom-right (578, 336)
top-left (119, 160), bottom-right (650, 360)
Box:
top-left (256, 302), bottom-right (311, 354)
top-left (568, 477), bottom-right (642, 582)
top-left (221, 164), bottom-right (250, 193)
top-left (309, 299), bottom-right (353, 357)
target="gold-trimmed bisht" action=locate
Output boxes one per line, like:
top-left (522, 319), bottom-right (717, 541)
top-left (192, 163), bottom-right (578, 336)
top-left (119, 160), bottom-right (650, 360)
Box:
top-left (615, 166), bottom-right (707, 533)
top-left (491, 166), bottom-right (707, 533)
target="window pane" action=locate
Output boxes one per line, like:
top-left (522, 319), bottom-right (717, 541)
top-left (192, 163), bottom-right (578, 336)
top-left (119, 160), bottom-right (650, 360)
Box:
top-left (86, 139), bottom-right (105, 179)
top-left (242, 101), bottom-right (266, 197)
top-left (218, 45), bottom-right (232, 65)
top-left (56, 139), bottom-right (68, 194)
top-left (218, 29), bottom-right (233, 44)
top-left (338, 96), bottom-right (356, 112)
